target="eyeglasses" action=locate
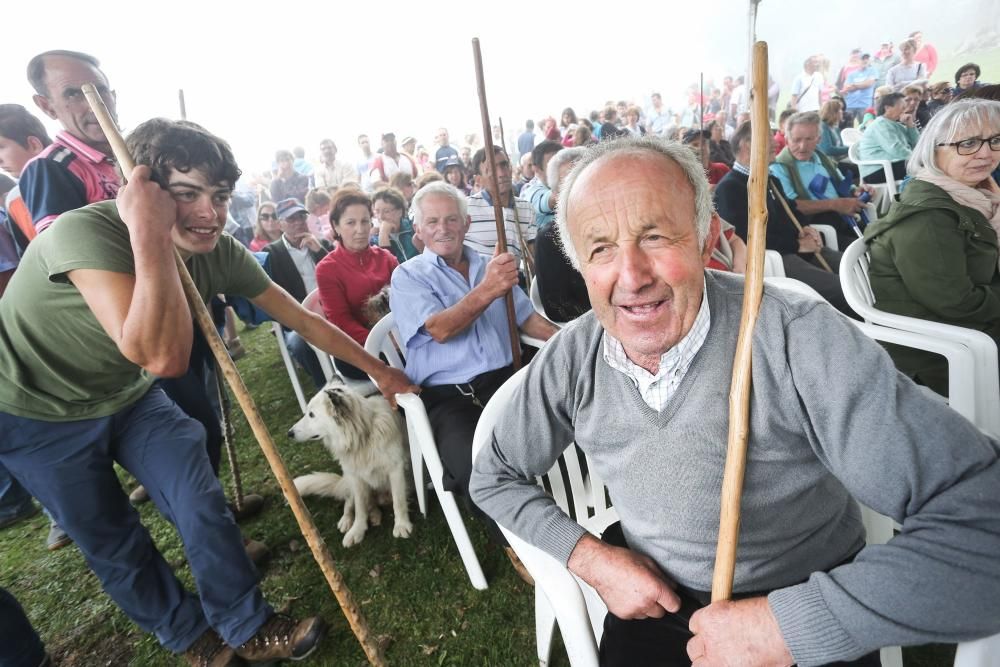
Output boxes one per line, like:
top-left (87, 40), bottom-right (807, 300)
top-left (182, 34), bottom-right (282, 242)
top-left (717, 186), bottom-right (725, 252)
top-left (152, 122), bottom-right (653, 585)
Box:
top-left (259, 213), bottom-right (277, 220)
top-left (937, 135), bottom-right (1000, 155)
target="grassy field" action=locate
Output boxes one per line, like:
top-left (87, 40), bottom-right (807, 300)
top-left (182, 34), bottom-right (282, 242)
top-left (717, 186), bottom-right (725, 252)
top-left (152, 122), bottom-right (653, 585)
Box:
top-left (0, 322), bottom-right (956, 665)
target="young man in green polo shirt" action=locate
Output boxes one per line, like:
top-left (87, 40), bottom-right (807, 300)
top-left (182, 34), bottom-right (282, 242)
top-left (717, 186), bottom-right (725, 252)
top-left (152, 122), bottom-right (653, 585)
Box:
top-left (0, 118), bottom-right (416, 665)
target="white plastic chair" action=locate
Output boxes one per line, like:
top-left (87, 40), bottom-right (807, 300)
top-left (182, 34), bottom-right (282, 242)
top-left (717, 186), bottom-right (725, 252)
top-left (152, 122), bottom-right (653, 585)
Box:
top-left (301, 290), bottom-right (377, 396)
top-left (529, 280), bottom-right (546, 318)
top-left (365, 312), bottom-right (551, 590)
top-left (848, 142), bottom-right (900, 215)
top-left (841, 127), bottom-right (863, 146)
top-left (811, 223), bottom-right (840, 251)
top-left (763, 250), bottom-right (785, 277)
top-left (472, 367), bottom-right (615, 667)
top-left (840, 239), bottom-right (1000, 437)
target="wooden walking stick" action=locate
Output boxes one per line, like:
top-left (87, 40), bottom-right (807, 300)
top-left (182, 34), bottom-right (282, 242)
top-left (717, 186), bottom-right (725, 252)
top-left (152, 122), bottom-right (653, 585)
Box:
top-left (711, 41), bottom-right (771, 602)
top-left (82, 84), bottom-right (385, 666)
top-left (472, 38), bottom-right (522, 371)
top-left (767, 182), bottom-right (833, 272)
top-left (214, 359), bottom-right (245, 511)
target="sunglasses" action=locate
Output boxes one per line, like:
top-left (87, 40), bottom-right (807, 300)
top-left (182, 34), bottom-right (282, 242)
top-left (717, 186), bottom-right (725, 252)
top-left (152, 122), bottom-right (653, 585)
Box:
top-left (260, 213), bottom-right (277, 220)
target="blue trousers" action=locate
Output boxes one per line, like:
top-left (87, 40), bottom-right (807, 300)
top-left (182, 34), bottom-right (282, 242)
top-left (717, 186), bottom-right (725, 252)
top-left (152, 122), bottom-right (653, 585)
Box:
top-left (0, 463), bottom-right (34, 522)
top-left (286, 330), bottom-right (327, 389)
top-left (0, 587), bottom-right (46, 667)
top-left (0, 388), bottom-right (272, 653)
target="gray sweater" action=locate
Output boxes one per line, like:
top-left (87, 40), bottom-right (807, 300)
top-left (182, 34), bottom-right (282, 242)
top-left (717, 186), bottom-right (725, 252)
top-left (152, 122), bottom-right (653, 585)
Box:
top-left (470, 270), bottom-right (1000, 665)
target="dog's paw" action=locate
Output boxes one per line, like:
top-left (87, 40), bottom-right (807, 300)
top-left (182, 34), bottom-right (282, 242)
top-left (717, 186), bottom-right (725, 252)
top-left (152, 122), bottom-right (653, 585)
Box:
top-left (342, 527), bottom-right (366, 547)
top-left (368, 506), bottom-right (383, 526)
top-left (337, 514), bottom-right (353, 534)
top-left (393, 519), bottom-right (413, 539)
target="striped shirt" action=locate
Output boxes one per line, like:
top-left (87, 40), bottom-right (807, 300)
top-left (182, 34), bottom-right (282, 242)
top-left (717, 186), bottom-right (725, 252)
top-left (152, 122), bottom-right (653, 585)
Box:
top-left (464, 190), bottom-right (536, 262)
top-left (18, 131), bottom-right (119, 233)
top-left (602, 282), bottom-right (711, 411)
top-left (389, 246), bottom-right (535, 386)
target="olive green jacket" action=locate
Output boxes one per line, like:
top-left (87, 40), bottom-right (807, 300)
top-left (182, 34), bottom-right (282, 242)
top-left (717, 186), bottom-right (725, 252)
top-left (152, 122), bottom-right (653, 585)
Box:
top-left (863, 179), bottom-right (1000, 394)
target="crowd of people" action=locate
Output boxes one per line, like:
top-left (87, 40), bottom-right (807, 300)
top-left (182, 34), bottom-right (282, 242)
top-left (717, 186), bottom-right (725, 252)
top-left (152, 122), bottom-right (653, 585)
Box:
top-left (1, 36), bottom-right (999, 666)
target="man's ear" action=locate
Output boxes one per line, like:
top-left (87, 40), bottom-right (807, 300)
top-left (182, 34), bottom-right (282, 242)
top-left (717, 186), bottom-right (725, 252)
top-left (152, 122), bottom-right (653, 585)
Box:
top-left (701, 214), bottom-right (722, 266)
top-left (33, 94), bottom-right (57, 120)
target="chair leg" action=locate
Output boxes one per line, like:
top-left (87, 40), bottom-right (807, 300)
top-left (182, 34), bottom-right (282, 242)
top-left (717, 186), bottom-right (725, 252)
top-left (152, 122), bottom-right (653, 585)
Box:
top-left (535, 587), bottom-right (556, 666)
top-left (434, 486), bottom-right (488, 590)
top-left (407, 427), bottom-right (427, 518)
top-left (880, 646), bottom-right (903, 667)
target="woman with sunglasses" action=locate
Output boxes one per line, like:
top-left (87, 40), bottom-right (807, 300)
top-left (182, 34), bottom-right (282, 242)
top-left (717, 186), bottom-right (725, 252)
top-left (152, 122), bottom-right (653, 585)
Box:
top-left (864, 99), bottom-right (1000, 396)
top-left (249, 201), bottom-right (281, 251)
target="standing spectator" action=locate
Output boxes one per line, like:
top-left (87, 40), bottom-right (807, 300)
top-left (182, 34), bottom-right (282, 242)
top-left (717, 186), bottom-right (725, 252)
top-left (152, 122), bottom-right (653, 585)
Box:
top-left (356, 133), bottom-right (375, 189)
top-left (835, 49), bottom-right (864, 91)
top-left (841, 55), bottom-right (877, 124)
top-left (20, 50), bottom-right (120, 235)
top-left (910, 30), bottom-right (938, 77)
top-left (0, 104), bottom-right (50, 268)
top-left (953, 63), bottom-right (985, 97)
top-left (269, 149), bottom-right (309, 203)
top-left (873, 40), bottom-right (900, 87)
top-left (858, 92), bottom-right (919, 183)
top-left (433, 127), bottom-right (459, 172)
top-left (886, 40), bottom-right (927, 92)
top-left (369, 132), bottom-right (417, 183)
top-left (291, 146), bottom-right (312, 177)
top-left (522, 141), bottom-right (562, 229)
top-left (729, 76), bottom-right (748, 119)
top-left (314, 139), bottom-right (358, 189)
top-left (316, 190), bottom-right (398, 380)
top-left (646, 92), bottom-right (671, 136)
top-left (249, 201), bottom-right (281, 252)
top-left (559, 108), bottom-right (578, 138)
top-left (516, 120), bottom-right (535, 158)
top-left (789, 57), bottom-right (823, 112)
top-left (767, 76), bottom-right (781, 122)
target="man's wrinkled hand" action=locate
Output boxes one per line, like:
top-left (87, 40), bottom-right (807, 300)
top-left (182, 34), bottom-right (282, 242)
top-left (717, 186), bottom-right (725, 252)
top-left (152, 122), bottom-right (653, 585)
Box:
top-left (687, 597), bottom-right (794, 667)
top-left (481, 251), bottom-right (519, 299)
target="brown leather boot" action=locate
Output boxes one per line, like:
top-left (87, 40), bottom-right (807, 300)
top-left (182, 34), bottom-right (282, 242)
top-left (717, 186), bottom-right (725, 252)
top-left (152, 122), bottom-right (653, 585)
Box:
top-left (183, 628), bottom-right (245, 667)
top-left (235, 614), bottom-right (326, 662)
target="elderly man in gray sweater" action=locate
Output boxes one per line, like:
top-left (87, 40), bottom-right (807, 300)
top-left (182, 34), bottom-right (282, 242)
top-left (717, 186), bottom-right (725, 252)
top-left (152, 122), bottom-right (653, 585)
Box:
top-left (469, 136), bottom-right (1000, 666)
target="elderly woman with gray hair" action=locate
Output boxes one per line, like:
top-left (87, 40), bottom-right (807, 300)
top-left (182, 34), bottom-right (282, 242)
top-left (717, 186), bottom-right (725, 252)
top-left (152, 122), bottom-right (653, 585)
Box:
top-left (864, 99), bottom-right (1000, 395)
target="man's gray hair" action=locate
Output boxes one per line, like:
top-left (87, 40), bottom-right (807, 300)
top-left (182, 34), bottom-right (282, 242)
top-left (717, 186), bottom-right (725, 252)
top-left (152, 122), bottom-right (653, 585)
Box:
top-left (546, 146), bottom-right (587, 194)
top-left (411, 181), bottom-right (468, 227)
top-left (786, 111), bottom-right (821, 131)
top-left (555, 136), bottom-right (714, 270)
top-left (907, 99), bottom-right (1000, 176)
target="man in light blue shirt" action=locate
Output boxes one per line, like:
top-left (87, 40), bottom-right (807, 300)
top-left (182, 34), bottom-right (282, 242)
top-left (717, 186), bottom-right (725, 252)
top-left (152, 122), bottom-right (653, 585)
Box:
top-left (389, 181), bottom-right (555, 509)
top-left (521, 141), bottom-right (563, 229)
top-left (842, 59), bottom-right (878, 124)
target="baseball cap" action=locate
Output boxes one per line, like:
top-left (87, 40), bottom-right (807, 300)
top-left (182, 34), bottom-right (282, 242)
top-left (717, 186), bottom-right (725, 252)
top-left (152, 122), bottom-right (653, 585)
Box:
top-left (275, 198), bottom-right (308, 220)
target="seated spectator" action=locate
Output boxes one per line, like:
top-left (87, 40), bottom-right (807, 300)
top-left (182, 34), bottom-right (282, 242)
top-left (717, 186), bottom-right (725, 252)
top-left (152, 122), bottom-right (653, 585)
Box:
top-left (249, 201), bottom-right (281, 251)
top-left (465, 146), bottom-right (536, 265)
top-left (414, 170), bottom-right (443, 191)
top-left (904, 83), bottom-right (932, 129)
top-left (864, 99), bottom-right (1000, 396)
top-left (818, 99), bottom-right (849, 159)
top-left (269, 149), bottom-right (309, 203)
top-left (534, 147), bottom-right (591, 322)
top-left (681, 129), bottom-right (729, 186)
top-left (573, 124), bottom-right (593, 147)
top-left (522, 141), bottom-right (563, 228)
top-left (953, 62), bottom-right (984, 97)
top-left (305, 188), bottom-right (333, 242)
top-left (0, 103), bottom-right (51, 283)
top-left (314, 138), bottom-right (358, 189)
top-left (441, 157), bottom-right (470, 195)
top-left (389, 171), bottom-right (415, 208)
top-left (953, 84), bottom-right (1000, 186)
top-left (706, 219), bottom-right (747, 274)
top-left (559, 107), bottom-right (578, 138)
top-left (772, 108), bottom-right (795, 154)
top-left (263, 198), bottom-right (331, 389)
top-left (623, 106), bottom-right (645, 138)
top-left (857, 92), bottom-right (919, 183)
top-left (926, 81), bottom-right (954, 117)
top-left (372, 186), bottom-right (420, 263)
top-left (770, 111), bottom-right (873, 249)
top-left (715, 122), bottom-right (854, 315)
top-left (316, 190), bottom-right (398, 380)
top-left (707, 121), bottom-right (735, 167)
top-left (886, 39), bottom-right (928, 92)
top-left (389, 182), bottom-right (557, 575)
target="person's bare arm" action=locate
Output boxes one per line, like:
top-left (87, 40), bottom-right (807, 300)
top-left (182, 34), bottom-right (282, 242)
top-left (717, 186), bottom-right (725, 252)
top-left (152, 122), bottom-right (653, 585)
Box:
top-left (423, 252), bottom-right (518, 342)
top-left (520, 312), bottom-right (558, 340)
top-left (567, 533), bottom-right (681, 619)
top-left (252, 284), bottom-right (418, 405)
top-left (68, 166), bottom-right (192, 377)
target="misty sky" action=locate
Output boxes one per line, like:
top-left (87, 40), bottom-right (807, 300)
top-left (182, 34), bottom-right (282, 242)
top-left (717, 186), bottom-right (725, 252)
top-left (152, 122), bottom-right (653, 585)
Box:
top-left (2, 0), bottom-right (996, 175)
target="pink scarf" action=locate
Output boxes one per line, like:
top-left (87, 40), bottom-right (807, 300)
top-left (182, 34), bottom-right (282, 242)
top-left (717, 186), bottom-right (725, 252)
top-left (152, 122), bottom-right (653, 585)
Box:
top-left (916, 169), bottom-right (1000, 268)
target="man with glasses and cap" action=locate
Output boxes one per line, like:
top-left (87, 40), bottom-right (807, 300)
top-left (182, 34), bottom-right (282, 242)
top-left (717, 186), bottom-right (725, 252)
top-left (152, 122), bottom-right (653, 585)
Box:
top-left (262, 198), bottom-right (330, 389)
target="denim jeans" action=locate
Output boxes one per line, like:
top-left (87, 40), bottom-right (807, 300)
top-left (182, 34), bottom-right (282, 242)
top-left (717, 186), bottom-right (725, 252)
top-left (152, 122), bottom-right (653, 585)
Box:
top-left (0, 587), bottom-right (46, 667)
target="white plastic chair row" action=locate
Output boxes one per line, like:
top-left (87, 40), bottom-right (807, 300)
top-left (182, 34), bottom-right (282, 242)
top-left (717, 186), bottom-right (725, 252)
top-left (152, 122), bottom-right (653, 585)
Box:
top-left (841, 127), bottom-right (863, 147)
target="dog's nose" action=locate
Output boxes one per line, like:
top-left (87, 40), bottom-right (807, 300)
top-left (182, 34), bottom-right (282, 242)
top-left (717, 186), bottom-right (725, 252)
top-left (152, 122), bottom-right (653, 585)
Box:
top-left (286, 429), bottom-right (294, 438)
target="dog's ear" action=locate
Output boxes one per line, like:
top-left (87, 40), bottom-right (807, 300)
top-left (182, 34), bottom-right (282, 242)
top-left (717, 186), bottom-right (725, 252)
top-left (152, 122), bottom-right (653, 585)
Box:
top-left (324, 388), bottom-right (339, 403)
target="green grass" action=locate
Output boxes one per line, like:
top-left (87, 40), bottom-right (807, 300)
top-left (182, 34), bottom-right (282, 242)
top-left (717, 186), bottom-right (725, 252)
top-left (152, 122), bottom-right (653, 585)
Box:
top-left (0, 323), bottom-right (954, 665)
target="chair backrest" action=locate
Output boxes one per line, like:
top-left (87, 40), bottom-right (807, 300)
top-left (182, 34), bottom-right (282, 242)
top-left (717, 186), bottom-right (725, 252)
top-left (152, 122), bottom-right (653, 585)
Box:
top-left (365, 312), bottom-right (407, 371)
top-left (839, 238), bottom-right (877, 317)
top-left (763, 250), bottom-right (785, 278)
top-left (302, 288), bottom-right (324, 316)
top-left (841, 127), bottom-right (863, 146)
top-left (529, 280), bottom-right (546, 317)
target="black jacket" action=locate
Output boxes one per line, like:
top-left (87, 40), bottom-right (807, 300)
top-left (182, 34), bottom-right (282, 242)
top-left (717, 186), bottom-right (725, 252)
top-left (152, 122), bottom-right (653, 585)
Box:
top-left (262, 237), bottom-right (330, 303)
top-left (713, 169), bottom-right (801, 256)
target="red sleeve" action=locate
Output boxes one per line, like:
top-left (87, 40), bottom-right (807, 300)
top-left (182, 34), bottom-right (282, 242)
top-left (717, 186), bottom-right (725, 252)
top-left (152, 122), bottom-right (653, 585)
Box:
top-left (315, 255), bottom-right (371, 346)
